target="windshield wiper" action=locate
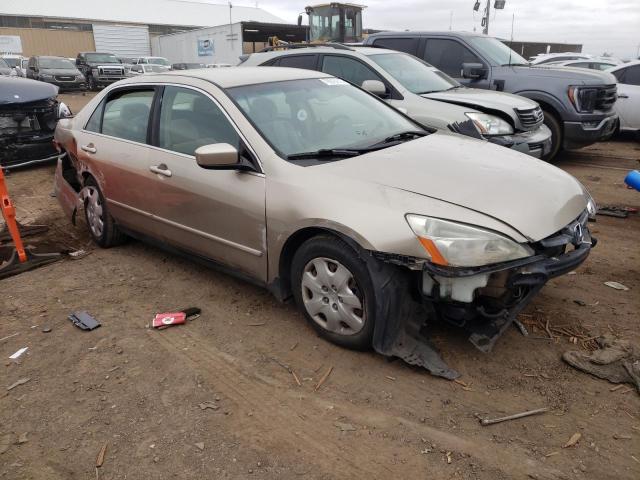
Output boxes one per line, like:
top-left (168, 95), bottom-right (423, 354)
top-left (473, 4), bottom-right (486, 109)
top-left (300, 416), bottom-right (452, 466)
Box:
top-left (381, 130), bottom-right (428, 143)
top-left (445, 85), bottom-right (464, 91)
top-left (287, 148), bottom-right (363, 160)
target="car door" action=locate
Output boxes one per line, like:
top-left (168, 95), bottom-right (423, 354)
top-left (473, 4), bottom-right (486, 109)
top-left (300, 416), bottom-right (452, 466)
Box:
top-left (76, 86), bottom-right (160, 236)
top-left (420, 38), bottom-right (490, 88)
top-left (613, 65), bottom-right (640, 130)
top-left (146, 85), bottom-right (267, 280)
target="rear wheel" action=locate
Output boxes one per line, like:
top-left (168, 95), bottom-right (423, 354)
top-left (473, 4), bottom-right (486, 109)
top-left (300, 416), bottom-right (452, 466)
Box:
top-left (83, 177), bottom-right (126, 248)
top-left (542, 110), bottom-right (562, 161)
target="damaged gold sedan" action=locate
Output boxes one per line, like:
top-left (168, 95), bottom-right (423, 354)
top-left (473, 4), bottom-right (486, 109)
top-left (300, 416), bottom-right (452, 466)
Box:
top-left (53, 67), bottom-right (596, 378)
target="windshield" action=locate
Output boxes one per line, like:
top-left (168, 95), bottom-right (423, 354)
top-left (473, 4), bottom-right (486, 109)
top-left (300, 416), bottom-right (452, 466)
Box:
top-left (2, 58), bottom-right (19, 68)
top-left (467, 36), bottom-right (528, 66)
top-left (148, 57), bottom-right (170, 66)
top-left (40, 57), bottom-right (76, 69)
top-left (0, 58), bottom-right (9, 68)
top-left (228, 78), bottom-right (421, 160)
top-left (369, 53), bottom-right (459, 94)
top-left (85, 53), bottom-right (120, 63)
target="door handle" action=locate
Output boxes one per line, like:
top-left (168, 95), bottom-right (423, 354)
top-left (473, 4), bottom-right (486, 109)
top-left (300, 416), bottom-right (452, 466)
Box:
top-left (617, 94), bottom-right (629, 99)
top-left (80, 143), bottom-right (97, 154)
top-left (150, 164), bottom-right (172, 177)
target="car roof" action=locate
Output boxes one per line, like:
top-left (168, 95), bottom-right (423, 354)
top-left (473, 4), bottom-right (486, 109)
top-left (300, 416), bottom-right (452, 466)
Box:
top-left (248, 45), bottom-right (398, 61)
top-left (128, 66), bottom-right (332, 88)
top-left (368, 30), bottom-right (484, 38)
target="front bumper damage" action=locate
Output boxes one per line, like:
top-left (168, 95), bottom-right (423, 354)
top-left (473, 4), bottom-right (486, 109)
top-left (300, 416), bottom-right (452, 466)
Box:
top-left (0, 99), bottom-right (61, 169)
top-left (372, 211), bottom-right (595, 379)
top-left (487, 124), bottom-right (553, 159)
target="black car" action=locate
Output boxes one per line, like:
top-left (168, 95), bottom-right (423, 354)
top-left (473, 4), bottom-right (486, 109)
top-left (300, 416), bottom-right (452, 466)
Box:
top-left (171, 62), bottom-right (206, 70)
top-left (0, 77), bottom-right (72, 169)
top-left (76, 52), bottom-right (126, 91)
top-left (26, 56), bottom-right (86, 91)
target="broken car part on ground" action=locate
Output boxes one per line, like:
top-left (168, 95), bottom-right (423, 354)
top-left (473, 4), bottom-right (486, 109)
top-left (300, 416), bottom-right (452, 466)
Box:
top-left (53, 67), bottom-right (596, 378)
top-left (0, 77), bottom-right (71, 169)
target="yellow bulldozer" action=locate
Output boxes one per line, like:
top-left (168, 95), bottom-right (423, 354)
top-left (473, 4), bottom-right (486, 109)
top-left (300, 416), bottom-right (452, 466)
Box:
top-left (268, 3), bottom-right (366, 49)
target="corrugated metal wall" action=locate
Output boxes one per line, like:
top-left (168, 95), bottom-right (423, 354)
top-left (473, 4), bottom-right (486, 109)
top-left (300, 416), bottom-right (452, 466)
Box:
top-left (0, 27), bottom-right (94, 56)
top-left (92, 24), bottom-right (151, 56)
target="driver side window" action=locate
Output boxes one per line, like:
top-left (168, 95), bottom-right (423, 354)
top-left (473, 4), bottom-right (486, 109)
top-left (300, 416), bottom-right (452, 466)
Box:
top-left (424, 39), bottom-right (482, 77)
top-left (321, 55), bottom-right (385, 89)
top-left (158, 86), bottom-right (240, 156)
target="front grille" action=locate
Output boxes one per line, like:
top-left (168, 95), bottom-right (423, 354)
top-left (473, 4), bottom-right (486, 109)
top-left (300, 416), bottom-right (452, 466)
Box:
top-left (516, 106), bottom-right (544, 131)
top-left (99, 67), bottom-right (124, 76)
top-left (0, 114), bottom-right (37, 135)
top-left (55, 75), bottom-right (75, 82)
top-left (595, 84), bottom-right (617, 111)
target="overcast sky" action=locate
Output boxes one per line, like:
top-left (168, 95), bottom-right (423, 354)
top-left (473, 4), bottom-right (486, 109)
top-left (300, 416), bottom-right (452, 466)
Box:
top-left (247, 0), bottom-right (639, 59)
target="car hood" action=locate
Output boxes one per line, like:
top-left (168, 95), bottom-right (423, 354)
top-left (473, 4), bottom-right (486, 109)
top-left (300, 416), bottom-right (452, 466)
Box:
top-left (423, 87), bottom-right (537, 114)
top-left (319, 132), bottom-right (586, 242)
top-left (510, 65), bottom-right (617, 84)
top-left (41, 68), bottom-right (82, 76)
top-left (0, 77), bottom-right (58, 104)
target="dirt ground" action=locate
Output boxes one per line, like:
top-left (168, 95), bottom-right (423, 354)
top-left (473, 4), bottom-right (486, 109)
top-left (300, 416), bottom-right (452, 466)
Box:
top-left (1, 92), bottom-right (639, 480)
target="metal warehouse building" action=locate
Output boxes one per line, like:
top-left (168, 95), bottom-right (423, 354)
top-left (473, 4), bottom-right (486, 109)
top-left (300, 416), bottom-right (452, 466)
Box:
top-left (0, 0), bottom-right (286, 57)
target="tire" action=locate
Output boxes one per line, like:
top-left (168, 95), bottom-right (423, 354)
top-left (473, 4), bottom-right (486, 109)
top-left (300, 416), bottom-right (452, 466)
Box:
top-left (87, 75), bottom-right (98, 91)
top-left (291, 234), bottom-right (391, 350)
top-left (542, 110), bottom-right (562, 161)
top-left (83, 177), bottom-right (126, 248)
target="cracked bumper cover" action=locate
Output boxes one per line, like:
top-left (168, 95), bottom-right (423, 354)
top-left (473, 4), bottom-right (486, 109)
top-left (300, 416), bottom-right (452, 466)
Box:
top-left (487, 124), bottom-right (553, 159)
top-left (373, 215), bottom-right (595, 379)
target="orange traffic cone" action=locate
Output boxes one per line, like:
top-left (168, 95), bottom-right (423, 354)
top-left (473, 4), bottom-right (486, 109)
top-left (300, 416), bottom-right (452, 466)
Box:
top-left (0, 167), bottom-right (60, 279)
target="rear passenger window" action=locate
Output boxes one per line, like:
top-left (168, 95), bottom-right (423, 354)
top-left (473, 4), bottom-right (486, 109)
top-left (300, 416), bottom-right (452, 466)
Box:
top-left (276, 55), bottom-right (317, 70)
top-left (101, 89), bottom-right (154, 143)
top-left (371, 37), bottom-right (419, 55)
top-left (158, 86), bottom-right (240, 156)
top-left (423, 39), bottom-right (482, 77)
top-left (321, 55), bottom-right (384, 87)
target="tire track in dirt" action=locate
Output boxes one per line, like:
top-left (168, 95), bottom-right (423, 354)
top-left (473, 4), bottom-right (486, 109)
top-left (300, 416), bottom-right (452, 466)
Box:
top-left (151, 330), bottom-right (393, 479)
top-left (150, 329), bottom-right (569, 480)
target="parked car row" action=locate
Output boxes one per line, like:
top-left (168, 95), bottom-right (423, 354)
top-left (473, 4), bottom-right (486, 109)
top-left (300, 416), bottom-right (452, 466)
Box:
top-left (52, 65), bottom-right (598, 375)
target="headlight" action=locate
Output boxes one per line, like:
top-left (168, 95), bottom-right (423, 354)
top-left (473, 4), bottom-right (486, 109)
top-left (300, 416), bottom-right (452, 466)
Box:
top-left (405, 215), bottom-right (534, 267)
top-left (585, 191), bottom-right (597, 219)
top-left (76, 74), bottom-right (85, 81)
top-left (568, 86), bottom-right (598, 113)
top-left (465, 112), bottom-right (514, 136)
top-left (57, 102), bottom-right (73, 119)
top-left (41, 73), bottom-right (53, 79)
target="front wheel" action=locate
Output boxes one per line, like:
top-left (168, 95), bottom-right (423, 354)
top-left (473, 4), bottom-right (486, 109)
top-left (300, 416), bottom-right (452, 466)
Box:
top-left (542, 110), bottom-right (562, 161)
top-left (291, 235), bottom-right (381, 350)
top-left (87, 75), bottom-right (98, 91)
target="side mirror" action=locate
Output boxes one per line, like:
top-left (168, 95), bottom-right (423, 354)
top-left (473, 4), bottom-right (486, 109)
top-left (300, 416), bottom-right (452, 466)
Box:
top-left (462, 62), bottom-right (486, 79)
top-left (361, 79), bottom-right (387, 96)
top-left (195, 143), bottom-right (255, 171)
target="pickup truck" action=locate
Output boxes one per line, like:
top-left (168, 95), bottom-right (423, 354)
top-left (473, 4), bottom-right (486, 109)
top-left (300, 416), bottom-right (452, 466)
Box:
top-left (364, 32), bottom-right (618, 160)
top-left (76, 52), bottom-right (126, 91)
